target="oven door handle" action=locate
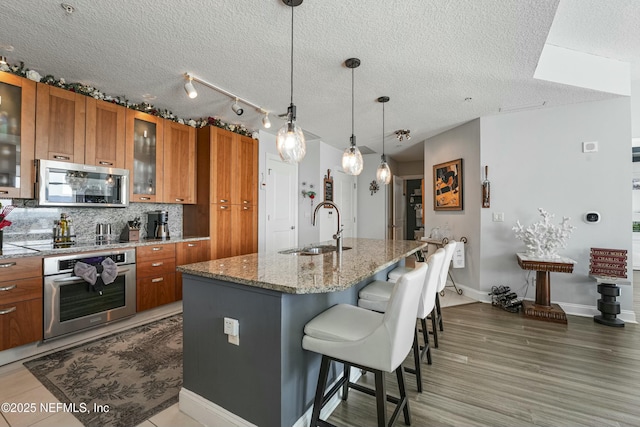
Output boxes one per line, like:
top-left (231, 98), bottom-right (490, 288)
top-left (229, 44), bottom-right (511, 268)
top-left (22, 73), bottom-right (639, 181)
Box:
top-left (52, 268), bottom-right (131, 283)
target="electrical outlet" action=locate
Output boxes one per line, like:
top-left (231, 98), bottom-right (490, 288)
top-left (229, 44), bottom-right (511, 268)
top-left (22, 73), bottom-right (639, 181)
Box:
top-left (492, 212), bottom-right (504, 222)
top-left (223, 317), bottom-right (239, 336)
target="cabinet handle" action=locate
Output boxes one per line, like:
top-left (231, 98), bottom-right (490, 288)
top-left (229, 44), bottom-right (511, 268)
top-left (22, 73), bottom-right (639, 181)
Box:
top-left (187, 243), bottom-right (196, 247)
top-left (243, 200), bottom-right (250, 204)
top-left (151, 262), bottom-right (164, 267)
top-left (219, 199), bottom-right (228, 203)
top-left (152, 247), bottom-right (162, 251)
top-left (243, 207), bottom-right (250, 210)
top-left (220, 206), bottom-right (229, 210)
top-left (0, 307), bottom-right (16, 315)
top-left (0, 262), bottom-right (16, 268)
top-left (99, 161), bottom-right (113, 166)
top-left (0, 284), bottom-right (17, 292)
top-left (151, 277), bottom-right (164, 283)
top-left (175, 198), bottom-right (184, 202)
top-left (0, 191), bottom-right (8, 195)
top-left (53, 155), bottom-right (70, 160)
top-left (139, 197), bottom-right (150, 201)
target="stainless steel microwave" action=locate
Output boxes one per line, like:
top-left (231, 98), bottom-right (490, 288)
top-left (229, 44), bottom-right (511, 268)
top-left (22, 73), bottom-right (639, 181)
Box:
top-left (36, 159), bottom-right (130, 207)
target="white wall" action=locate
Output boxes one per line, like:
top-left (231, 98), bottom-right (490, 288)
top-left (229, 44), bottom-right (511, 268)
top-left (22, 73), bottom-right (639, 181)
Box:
top-left (632, 79), bottom-right (640, 138)
top-left (356, 154), bottom-right (399, 239)
top-left (258, 130), bottom-right (278, 253)
top-left (396, 160), bottom-right (425, 176)
top-left (297, 142), bottom-right (321, 246)
top-left (480, 97), bottom-right (633, 314)
top-left (423, 119), bottom-right (482, 292)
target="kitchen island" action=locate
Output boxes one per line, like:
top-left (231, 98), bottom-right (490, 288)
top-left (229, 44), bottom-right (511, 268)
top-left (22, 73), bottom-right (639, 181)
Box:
top-left (177, 237), bottom-right (427, 427)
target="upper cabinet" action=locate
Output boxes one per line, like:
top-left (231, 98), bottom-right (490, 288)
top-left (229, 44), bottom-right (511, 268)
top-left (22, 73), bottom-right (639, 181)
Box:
top-left (85, 98), bottom-right (126, 168)
top-left (163, 120), bottom-right (196, 204)
top-left (0, 72), bottom-right (36, 199)
top-left (236, 133), bottom-right (258, 206)
top-left (125, 109), bottom-right (164, 203)
top-left (209, 128), bottom-right (257, 205)
top-left (35, 83), bottom-right (86, 163)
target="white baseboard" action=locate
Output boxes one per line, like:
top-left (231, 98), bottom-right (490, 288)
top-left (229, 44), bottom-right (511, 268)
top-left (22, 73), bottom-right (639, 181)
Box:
top-left (180, 369), bottom-right (362, 427)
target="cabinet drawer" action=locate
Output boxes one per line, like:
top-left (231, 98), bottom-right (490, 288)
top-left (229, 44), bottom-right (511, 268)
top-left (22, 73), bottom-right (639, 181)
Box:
top-left (136, 273), bottom-right (176, 312)
top-left (0, 298), bottom-right (43, 351)
top-left (0, 257), bottom-right (42, 281)
top-left (0, 277), bottom-right (42, 306)
top-left (137, 258), bottom-right (176, 277)
top-left (176, 241), bottom-right (210, 265)
top-left (137, 244), bottom-right (176, 261)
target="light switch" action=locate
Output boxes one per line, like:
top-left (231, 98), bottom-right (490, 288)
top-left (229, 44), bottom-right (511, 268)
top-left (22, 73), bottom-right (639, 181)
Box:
top-left (492, 212), bottom-right (504, 222)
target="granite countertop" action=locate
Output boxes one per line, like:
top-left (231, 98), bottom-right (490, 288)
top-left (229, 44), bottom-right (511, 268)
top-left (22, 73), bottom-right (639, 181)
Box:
top-left (177, 237), bottom-right (427, 294)
top-left (0, 235), bottom-right (209, 259)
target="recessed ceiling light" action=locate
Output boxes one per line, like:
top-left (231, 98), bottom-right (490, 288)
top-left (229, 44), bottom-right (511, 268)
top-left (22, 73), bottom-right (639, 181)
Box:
top-left (464, 97), bottom-right (473, 103)
top-left (61, 3), bottom-right (75, 14)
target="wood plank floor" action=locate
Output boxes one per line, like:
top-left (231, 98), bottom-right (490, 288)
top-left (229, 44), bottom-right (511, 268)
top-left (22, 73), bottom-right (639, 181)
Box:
top-left (325, 302), bottom-right (640, 427)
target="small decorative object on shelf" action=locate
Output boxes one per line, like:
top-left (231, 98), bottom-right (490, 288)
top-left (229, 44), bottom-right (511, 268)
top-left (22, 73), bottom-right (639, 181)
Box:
top-left (513, 208), bottom-right (575, 258)
top-left (0, 203), bottom-right (15, 250)
top-left (488, 286), bottom-right (522, 313)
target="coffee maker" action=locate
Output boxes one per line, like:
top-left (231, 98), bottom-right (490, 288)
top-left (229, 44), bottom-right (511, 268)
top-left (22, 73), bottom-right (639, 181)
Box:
top-left (147, 210), bottom-right (170, 239)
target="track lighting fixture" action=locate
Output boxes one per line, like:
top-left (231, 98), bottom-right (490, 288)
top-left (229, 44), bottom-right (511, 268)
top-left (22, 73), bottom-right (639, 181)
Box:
top-left (395, 129), bottom-right (411, 142)
top-left (0, 56), bottom-right (6, 65)
top-left (276, 0), bottom-right (306, 164)
top-left (376, 96), bottom-right (392, 185)
top-left (231, 98), bottom-right (244, 115)
top-left (184, 74), bottom-right (197, 99)
top-left (342, 58), bottom-right (363, 176)
top-left (261, 110), bottom-right (271, 128)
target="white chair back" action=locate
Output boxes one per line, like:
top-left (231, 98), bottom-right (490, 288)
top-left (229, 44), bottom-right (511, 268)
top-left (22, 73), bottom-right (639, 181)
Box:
top-left (382, 263), bottom-right (428, 370)
top-left (437, 241), bottom-right (457, 293)
top-left (417, 248), bottom-right (445, 319)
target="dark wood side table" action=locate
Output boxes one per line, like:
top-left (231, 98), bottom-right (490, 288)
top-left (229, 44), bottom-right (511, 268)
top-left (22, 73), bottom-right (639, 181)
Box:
top-left (516, 253), bottom-right (576, 324)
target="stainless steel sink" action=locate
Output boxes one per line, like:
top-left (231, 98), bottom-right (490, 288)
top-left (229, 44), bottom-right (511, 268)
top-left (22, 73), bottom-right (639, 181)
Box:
top-left (279, 245), bottom-right (352, 256)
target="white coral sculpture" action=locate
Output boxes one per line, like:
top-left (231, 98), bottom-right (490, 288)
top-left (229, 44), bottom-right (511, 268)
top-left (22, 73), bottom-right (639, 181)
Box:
top-left (512, 208), bottom-right (575, 258)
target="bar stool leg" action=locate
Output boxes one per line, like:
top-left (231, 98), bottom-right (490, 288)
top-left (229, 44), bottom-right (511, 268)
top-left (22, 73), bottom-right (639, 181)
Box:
top-left (436, 293), bottom-right (444, 331)
top-left (431, 310), bottom-right (439, 348)
top-left (420, 318), bottom-right (433, 362)
top-left (374, 370), bottom-right (387, 427)
top-left (412, 328), bottom-right (422, 392)
top-left (341, 363), bottom-right (351, 401)
top-left (396, 365), bottom-right (411, 426)
top-left (310, 355), bottom-right (331, 427)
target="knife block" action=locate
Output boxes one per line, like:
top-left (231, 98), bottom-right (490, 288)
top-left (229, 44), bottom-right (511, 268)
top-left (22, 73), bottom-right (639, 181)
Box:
top-left (120, 223), bottom-right (140, 242)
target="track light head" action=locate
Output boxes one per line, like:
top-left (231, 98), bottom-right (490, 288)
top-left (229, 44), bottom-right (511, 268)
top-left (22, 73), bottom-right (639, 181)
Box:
top-left (232, 98), bottom-right (244, 116)
top-left (262, 111), bottom-right (271, 128)
top-left (0, 56), bottom-right (6, 65)
top-left (184, 74), bottom-right (197, 99)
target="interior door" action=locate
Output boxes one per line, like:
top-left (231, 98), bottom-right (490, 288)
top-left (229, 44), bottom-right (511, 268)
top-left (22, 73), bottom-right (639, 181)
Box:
top-left (265, 153), bottom-right (298, 253)
top-left (333, 172), bottom-right (357, 238)
top-left (391, 175), bottom-right (406, 240)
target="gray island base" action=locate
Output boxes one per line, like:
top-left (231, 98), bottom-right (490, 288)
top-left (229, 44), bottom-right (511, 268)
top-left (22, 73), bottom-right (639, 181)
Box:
top-left (177, 238), bottom-right (427, 427)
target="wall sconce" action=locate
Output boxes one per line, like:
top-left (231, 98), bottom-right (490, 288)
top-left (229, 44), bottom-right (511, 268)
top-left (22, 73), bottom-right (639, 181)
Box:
top-left (369, 180), bottom-right (379, 195)
top-left (395, 129), bottom-right (411, 142)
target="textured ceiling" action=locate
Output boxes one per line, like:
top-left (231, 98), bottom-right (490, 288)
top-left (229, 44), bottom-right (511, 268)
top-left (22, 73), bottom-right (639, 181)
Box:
top-left (0, 0), bottom-right (636, 162)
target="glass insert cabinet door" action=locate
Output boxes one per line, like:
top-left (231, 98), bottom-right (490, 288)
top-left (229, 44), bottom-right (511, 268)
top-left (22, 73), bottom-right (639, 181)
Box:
top-left (126, 110), bottom-right (163, 203)
top-left (0, 73), bottom-right (36, 198)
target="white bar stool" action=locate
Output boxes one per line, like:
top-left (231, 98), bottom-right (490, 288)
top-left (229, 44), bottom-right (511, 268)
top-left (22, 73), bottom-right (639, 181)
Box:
top-left (302, 265), bottom-right (427, 427)
top-left (358, 249), bottom-right (445, 393)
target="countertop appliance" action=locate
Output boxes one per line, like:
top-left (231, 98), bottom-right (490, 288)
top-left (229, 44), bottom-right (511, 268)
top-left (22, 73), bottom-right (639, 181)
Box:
top-left (147, 210), bottom-right (170, 239)
top-left (36, 159), bottom-right (130, 207)
top-left (43, 248), bottom-right (136, 340)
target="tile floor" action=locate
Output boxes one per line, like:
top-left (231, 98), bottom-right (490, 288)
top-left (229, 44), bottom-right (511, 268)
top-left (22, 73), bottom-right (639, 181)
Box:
top-left (0, 284), bottom-right (475, 427)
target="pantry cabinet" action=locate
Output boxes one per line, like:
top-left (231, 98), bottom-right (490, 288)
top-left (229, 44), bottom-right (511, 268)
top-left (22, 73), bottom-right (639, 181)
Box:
top-left (183, 127), bottom-right (258, 259)
top-left (0, 72), bottom-right (36, 199)
top-left (175, 240), bottom-right (210, 300)
top-left (163, 120), bottom-right (196, 204)
top-left (125, 110), bottom-right (164, 203)
top-left (35, 83), bottom-right (86, 163)
top-left (85, 98), bottom-right (126, 168)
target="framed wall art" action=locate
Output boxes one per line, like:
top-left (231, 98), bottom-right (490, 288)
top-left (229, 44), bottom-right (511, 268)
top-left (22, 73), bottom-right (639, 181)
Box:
top-left (433, 158), bottom-right (463, 211)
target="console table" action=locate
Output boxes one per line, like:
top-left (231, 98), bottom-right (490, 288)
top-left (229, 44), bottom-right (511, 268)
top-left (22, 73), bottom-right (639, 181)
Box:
top-left (516, 253), bottom-right (576, 324)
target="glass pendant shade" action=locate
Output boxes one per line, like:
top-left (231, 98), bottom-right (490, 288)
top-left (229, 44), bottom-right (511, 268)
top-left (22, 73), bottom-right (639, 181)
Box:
top-left (276, 119), bottom-right (306, 164)
top-left (342, 141), bottom-right (363, 175)
top-left (376, 156), bottom-right (392, 185)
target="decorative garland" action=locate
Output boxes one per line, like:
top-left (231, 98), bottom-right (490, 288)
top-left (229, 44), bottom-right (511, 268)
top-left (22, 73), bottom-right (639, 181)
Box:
top-left (0, 61), bottom-right (255, 137)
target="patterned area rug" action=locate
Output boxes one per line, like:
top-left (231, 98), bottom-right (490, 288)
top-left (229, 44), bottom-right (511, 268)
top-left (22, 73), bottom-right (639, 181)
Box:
top-left (24, 314), bottom-right (183, 427)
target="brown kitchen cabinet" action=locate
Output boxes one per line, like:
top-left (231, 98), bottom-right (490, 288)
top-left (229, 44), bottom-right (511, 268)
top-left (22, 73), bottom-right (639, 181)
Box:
top-left (183, 127), bottom-right (258, 259)
top-left (0, 257), bottom-right (43, 351)
top-left (136, 243), bottom-right (176, 312)
top-left (35, 83), bottom-right (86, 163)
top-left (125, 110), bottom-right (164, 203)
top-left (163, 120), bottom-right (196, 204)
top-left (0, 71), bottom-right (36, 199)
top-left (175, 240), bottom-right (210, 300)
top-left (85, 98), bottom-right (126, 168)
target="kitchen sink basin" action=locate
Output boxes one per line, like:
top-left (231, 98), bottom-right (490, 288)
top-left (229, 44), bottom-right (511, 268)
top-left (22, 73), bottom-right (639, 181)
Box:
top-left (279, 245), bottom-right (352, 256)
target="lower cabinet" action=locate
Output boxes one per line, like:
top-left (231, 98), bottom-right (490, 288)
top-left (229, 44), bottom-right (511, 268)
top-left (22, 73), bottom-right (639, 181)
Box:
top-left (210, 204), bottom-right (257, 260)
top-left (136, 244), bottom-right (176, 312)
top-left (0, 257), bottom-right (43, 351)
top-left (175, 241), bottom-right (210, 301)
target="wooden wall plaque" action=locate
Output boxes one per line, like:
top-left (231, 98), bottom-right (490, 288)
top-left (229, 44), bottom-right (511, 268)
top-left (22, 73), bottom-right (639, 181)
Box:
top-left (323, 169), bottom-right (333, 206)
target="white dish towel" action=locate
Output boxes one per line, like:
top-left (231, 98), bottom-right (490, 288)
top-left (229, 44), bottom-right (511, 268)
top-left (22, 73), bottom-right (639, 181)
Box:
top-left (452, 241), bottom-right (465, 268)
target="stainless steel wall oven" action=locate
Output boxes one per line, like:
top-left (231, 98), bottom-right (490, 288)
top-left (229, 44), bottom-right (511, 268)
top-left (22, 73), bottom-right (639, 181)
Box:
top-left (43, 249), bottom-right (136, 340)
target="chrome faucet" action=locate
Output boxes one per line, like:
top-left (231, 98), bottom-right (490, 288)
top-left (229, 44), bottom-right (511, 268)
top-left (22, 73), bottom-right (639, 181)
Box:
top-left (312, 201), bottom-right (343, 253)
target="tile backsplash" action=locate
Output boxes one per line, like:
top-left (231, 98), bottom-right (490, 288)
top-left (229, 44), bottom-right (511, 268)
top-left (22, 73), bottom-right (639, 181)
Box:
top-left (1, 199), bottom-right (183, 242)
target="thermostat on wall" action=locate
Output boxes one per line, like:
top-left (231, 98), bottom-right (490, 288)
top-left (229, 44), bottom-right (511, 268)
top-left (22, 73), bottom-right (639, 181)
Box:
top-left (584, 212), bottom-right (600, 223)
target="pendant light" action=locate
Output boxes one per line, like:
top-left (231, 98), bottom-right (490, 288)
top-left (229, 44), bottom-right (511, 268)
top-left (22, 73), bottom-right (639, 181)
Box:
top-left (342, 58), bottom-right (363, 176)
top-left (276, 0), bottom-right (306, 164)
top-left (376, 96), bottom-right (392, 185)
